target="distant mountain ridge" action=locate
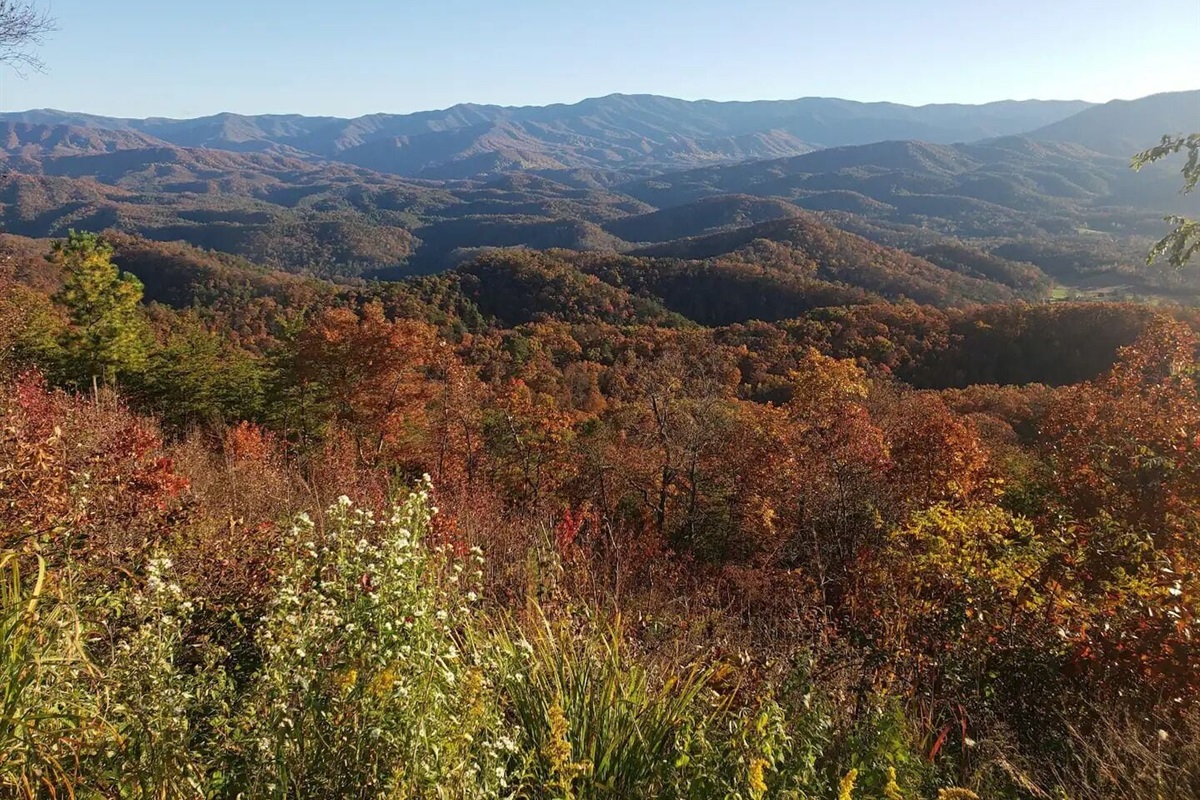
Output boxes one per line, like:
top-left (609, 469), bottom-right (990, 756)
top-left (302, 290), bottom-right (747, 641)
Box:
top-left (1, 94), bottom-right (1097, 180)
top-left (617, 124), bottom-right (1200, 227)
top-left (0, 90), bottom-right (1195, 294)
top-left (1028, 90), bottom-right (1200, 155)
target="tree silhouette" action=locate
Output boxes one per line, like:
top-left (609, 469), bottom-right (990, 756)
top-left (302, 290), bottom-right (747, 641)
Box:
top-left (0, 0), bottom-right (55, 75)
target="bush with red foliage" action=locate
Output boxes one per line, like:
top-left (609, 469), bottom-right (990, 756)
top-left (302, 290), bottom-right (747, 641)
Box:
top-left (0, 371), bottom-right (189, 577)
top-left (1042, 318), bottom-right (1200, 708)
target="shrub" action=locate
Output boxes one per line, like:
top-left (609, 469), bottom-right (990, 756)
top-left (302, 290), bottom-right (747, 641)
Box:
top-left (81, 554), bottom-right (231, 798)
top-left (229, 479), bottom-right (512, 799)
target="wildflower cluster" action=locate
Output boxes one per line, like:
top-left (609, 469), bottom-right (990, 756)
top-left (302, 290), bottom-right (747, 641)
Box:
top-left (240, 478), bottom-right (511, 799)
top-left (80, 554), bottom-right (231, 796)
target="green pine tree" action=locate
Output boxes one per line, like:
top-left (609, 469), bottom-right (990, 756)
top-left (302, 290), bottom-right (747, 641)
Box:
top-left (53, 231), bottom-right (151, 385)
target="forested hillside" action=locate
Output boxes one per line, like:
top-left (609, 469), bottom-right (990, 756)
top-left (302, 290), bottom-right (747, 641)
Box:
top-left (2, 220), bottom-right (1198, 796)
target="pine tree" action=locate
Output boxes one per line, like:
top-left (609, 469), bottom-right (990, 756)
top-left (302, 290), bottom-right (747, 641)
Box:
top-left (53, 231), bottom-right (151, 385)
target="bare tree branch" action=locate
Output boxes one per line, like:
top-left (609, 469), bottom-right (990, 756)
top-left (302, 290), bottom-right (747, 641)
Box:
top-left (0, 0), bottom-right (56, 76)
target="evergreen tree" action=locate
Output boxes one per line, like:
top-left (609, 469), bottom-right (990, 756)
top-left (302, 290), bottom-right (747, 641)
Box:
top-left (53, 231), bottom-right (151, 385)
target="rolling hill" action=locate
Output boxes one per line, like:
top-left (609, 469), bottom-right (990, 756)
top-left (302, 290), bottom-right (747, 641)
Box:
top-left (630, 214), bottom-right (1030, 306)
top-left (600, 194), bottom-right (806, 243)
top-left (617, 133), bottom-right (1198, 253)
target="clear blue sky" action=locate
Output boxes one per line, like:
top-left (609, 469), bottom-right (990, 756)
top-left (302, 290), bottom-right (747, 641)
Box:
top-left (1, 0), bottom-right (1197, 118)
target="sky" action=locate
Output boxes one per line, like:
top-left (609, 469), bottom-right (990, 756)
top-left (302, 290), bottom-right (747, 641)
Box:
top-left (0, 0), bottom-right (1197, 118)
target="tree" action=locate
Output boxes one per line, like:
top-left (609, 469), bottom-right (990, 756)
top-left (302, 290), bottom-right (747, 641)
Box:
top-left (1041, 318), bottom-right (1200, 705)
top-left (0, 265), bottom-right (62, 373)
top-left (768, 349), bottom-right (890, 591)
top-left (1132, 133), bottom-right (1200, 268)
top-left (0, 0), bottom-right (55, 75)
top-left (53, 232), bottom-right (152, 385)
top-left (139, 315), bottom-right (267, 428)
top-left (1044, 317), bottom-right (1199, 539)
top-left (426, 343), bottom-right (488, 489)
top-left (272, 302), bottom-right (437, 464)
top-left (482, 379), bottom-right (576, 509)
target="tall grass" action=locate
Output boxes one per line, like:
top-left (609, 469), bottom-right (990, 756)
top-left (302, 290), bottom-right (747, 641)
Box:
top-left (0, 552), bottom-right (93, 797)
top-left (486, 609), bottom-right (719, 798)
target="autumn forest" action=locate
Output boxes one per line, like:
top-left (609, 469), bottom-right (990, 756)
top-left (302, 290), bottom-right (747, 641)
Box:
top-left (1, 4), bottom-right (1199, 797)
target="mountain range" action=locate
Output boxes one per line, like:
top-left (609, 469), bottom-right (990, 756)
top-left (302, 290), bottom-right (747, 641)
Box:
top-left (0, 89), bottom-right (1197, 296)
top-left (0, 93), bottom-right (1108, 179)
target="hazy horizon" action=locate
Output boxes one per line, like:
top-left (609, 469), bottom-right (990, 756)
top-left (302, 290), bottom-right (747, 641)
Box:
top-left (5, 87), bottom-right (1199, 123)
